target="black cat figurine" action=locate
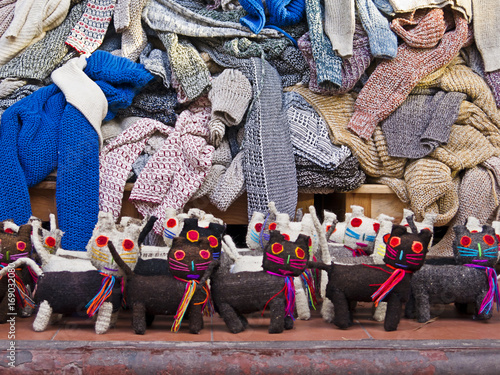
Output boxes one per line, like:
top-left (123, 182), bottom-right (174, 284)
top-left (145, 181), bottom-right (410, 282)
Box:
top-left (108, 218), bottom-right (225, 334)
top-left (309, 217), bottom-right (432, 331)
top-left (210, 230), bottom-right (310, 334)
top-left (408, 223), bottom-right (500, 323)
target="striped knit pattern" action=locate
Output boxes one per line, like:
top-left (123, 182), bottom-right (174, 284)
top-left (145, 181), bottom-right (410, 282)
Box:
top-left (99, 118), bottom-right (173, 219)
top-left (66, 0), bottom-right (116, 54)
top-left (0, 0), bottom-right (70, 66)
top-left (0, 0), bottom-right (16, 38)
top-left (347, 9), bottom-right (469, 139)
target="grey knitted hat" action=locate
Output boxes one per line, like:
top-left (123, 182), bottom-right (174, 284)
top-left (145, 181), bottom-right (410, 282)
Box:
top-left (209, 68), bottom-right (252, 126)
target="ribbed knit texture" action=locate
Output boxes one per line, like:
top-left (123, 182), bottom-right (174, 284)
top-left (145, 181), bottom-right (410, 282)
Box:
top-left (0, 83), bottom-right (42, 118)
top-left (0, 0), bottom-right (16, 38)
top-left (381, 91), bottom-right (466, 158)
top-left (0, 0), bottom-right (70, 66)
top-left (65, 0), bottom-right (116, 54)
top-left (139, 44), bottom-right (172, 88)
top-left (198, 43), bottom-right (298, 220)
top-left (0, 50), bottom-right (153, 250)
top-left (209, 68), bottom-right (252, 126)
top-left (239, 0), bottom-right (305, 34)
top-left (0, 1), bottom-right (85, 81)
top-left (298, 21), bottom-right (372, 95)
top-left (388, 0), bottom-right (472, 21)
top-left (129, 98), bottom-right (215, 234)
top-left (112, 0), bottom-right (147, 61)
top-left (355, 0), bottom-right (397, 59)
top-left (324, 0), bottom-right (355, 57)
top-left (304, 0), bottom-right (342, 88)
top-left (209, 151), bottom-right (246, 211)
top-left (347, 8), bottom-right (469, 139)
top-left (430, 158), bottom-right (500, 257)
top-left (471, 0), bottom-right (500, 72)
top-left (404, 158), bottom-right (459, 226)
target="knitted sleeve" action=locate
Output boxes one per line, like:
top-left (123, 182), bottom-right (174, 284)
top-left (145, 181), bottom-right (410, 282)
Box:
top-left (324, 0), bottom-right (355, 57)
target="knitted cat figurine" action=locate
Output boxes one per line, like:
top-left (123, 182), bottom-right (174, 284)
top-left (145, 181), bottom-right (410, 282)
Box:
top-left (108, 218), bottom-right (225, 334)
top-left (31, 212), bottom-right (148, 334)
top-left (211, 230), bottom-right (310, 334)
top-left (0, 221), bottom-right (35, 322)
top-left (408, 223), bottom-right (500, 323)
top-left (309, 218), bottom-right (432, 331)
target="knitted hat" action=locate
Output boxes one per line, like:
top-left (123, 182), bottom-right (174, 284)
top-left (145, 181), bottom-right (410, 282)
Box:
top-left (382, 91), bottom-right (466, 159)
top-left (429, 160), bottom-right (500, 257)
top-left (0, 2), bottom-right (85, 81)
top-left (65, 0), bottom-right (116, 54)
top-left (0, 0), bottom-right (70, 66)
top-left (347, 8), bottom-right (469, 140)
top-left (208, 68), bottom-right (252, 127)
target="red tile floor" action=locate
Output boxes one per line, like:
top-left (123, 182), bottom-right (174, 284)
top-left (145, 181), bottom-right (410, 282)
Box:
top-left (2, 302), bottom-right (500, 373)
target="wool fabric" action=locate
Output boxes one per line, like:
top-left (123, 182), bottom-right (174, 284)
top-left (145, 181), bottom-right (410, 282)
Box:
top-left (355, 0), bottom-right (397, 59)
top-left (0, 0), bottom-right (16, 38)
top-left (0, 0), bottom-right (70, 66)
top-left (429, 158), bottom-right (500, 257)
top-left (469, 0), bottom-right (499, 72)
top-left (139, 44), bottom-right (172, 88)
top-left (381, 91), bottom-right (466, 158)
top-left (304, 0), bottom-right (342, 88)
top-left (209, 68), bottom-right (252, 127)
top-left (0, 51), bottom-right (153, 250)
top-left (129, 99), bottom-right (215, 234)
top-left (0, 83), bottom-right (42, 119)
top-left (388, 0), bottom-right (472, 21)
top-left (112, 0), bottom-right (147, 61)
top-left (239, 0), bottom-right (305, 34)
top-left (0, 78), bottom-right (27, 98)
top-left (0, 1), bottom-right (85, 81)
top-left (199, 43), bottom-right (298, 220)
top-left (284, 91), bottom-right (351, 170)
top-left (324, 0), bottom-right (355, 57)
top-left (347, 8), bottom-right (469, 140)
top-left (298, 22), bottom-right (372, 95)
top-left (209, 151), bottom-right (246, 211)
top-left (65, 0), bottom-right (115, 54)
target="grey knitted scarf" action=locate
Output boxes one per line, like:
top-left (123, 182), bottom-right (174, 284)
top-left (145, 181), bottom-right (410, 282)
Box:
top-left (197, 42), bottom-right (298, 220)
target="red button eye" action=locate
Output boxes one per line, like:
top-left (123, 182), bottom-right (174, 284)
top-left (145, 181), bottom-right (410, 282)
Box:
top-left (16, 241), bottom-right (26, 251)
top-left (4, 228), bottom-right (13, 234)
top-left (166, 218), bottom-right (177, 228)
top-left (412, 241), bottom-right (423, 253)
top-left (208, 235), bottom-right (218, 248)
top-left (187, 230), bottom-right (199, 242)
top-left (271, 243), bottom-right (283, 254)
top-left (373, 223), bottom-right (380, 233)
top-left (199, 250), bottom-right (211, 259)
top-left (295, 247), bottom-right (306, 259)
top-left (269, 222), bottom-right (277, 230)
top-left (460, 236), bottom-right (471, 247)
top-left (45, 236), bottom-right (56, 247)
top-left (255, 223), bottom-right (263, 232)
top-left (174, 250), bottom-right (185, 261)
top-left (484, 235), bottom-right (495, 246)
top-left (389, 237), bottom-right (401, 248)
top-left (351, 218), bottom-right (362, 227)
top-left (122, 239), bottom-right (134, 251)
top-left (282, 233), bottom-right (290, 241)
top-left (96, 235), bottom-right (108, 247)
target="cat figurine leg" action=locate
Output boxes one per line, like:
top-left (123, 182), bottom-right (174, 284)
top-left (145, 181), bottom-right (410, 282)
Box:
top-left (132, 302), bottom-right (147, 335)
top-left (268, 297), bottom-right (286, 334)
top-left (33, 301), bottom-right (53, 332)
top-left (218, 302), bottom-right (246, 333)
top-left (95, 301), bottom-right (113, 334)
top-left (384, 294), bottom-right (404, 331)
top-left (372, 302), bottom-right (387, 322)
top-left (294, 277), bottom-right (311, 320)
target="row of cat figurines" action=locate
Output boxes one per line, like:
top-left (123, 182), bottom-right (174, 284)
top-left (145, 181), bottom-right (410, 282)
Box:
top-left (2, 204), bottom-right (499, 334)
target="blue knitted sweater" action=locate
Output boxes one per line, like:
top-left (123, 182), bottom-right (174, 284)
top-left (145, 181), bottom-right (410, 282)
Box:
top-left (0, 51), bottom-right (153, 250)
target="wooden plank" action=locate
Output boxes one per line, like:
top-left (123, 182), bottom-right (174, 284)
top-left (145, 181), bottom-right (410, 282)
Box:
top-left (29, 188), bottom-right (57, 222)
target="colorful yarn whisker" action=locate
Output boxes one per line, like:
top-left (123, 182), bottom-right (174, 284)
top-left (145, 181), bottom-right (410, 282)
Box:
top-left (371, 268), bottom-right (406, 307)
top-left (172, 279), bottom-right (197, 332)
top-left (300, 270), bottom-right (317, 310)
top-left (465, 264), bottom-right (500, 315)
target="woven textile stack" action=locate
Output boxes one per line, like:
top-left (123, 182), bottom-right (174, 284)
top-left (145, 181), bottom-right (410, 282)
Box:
top-left (0, 0), bottom-right (499, 256)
